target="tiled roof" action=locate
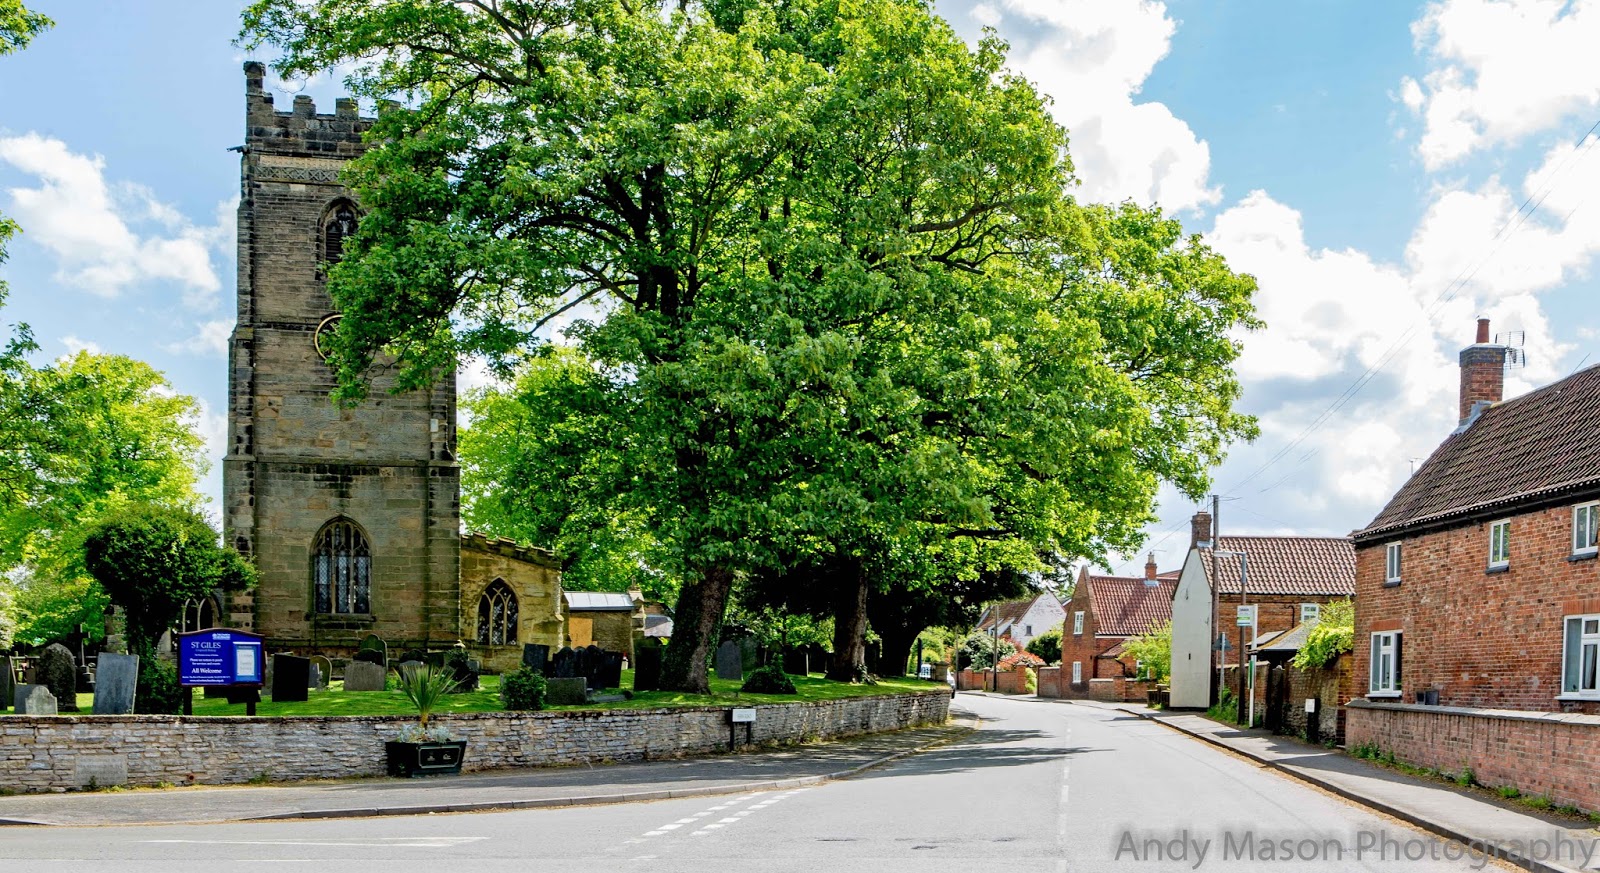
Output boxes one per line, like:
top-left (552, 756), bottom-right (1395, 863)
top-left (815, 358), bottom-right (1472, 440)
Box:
top-left (977, 593), bottom-right (1058, 632)
top-left (1254, 622), bottom-right (1313, 653)
top-left (1084, 575), bottom-right (1176, 637)
top-left (1200, 536), bottom-right (1354, 597)
top-left (1359, 363), bottom-right (1600, 539)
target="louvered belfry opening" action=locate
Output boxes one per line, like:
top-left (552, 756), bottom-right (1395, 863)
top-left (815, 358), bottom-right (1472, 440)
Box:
top-left (313, 519), bottom-right (371, 615)
top-left (476, 579), bottom-right (519, 646)
top-left (322, 200), bottom-right (358, 265)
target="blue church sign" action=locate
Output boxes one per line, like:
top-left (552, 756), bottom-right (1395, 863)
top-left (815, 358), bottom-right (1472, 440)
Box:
top-left (179, 629), bottom-right (264, 687)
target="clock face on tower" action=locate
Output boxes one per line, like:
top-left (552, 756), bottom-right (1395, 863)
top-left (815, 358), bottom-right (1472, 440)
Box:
top-left (314, 314), bottom-right (342, 361)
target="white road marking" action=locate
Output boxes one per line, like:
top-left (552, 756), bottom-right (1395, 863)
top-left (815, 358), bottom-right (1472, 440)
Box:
top-left (139, 838), bottom-right (485, 849)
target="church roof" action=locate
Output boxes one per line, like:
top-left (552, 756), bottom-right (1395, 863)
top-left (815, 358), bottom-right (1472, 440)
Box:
top-left (461, 532), bottom-right (560, 568)
top-left (564, 592), bottom-right (636, 612)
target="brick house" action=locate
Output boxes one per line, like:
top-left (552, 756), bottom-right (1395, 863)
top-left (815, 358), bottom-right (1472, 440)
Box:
top-left (1346, 320), bottom-right (1600, 811)
top-left (1059, 556), bottom-right (1177, 697)
top-left (975, 592), bottom-right (1068, 654)
top-left (1168, 513), bottom-right (1354, 710)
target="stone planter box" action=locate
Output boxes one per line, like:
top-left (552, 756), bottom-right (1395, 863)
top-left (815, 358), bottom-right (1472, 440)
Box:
top-left (385, 740), bottom-right (467, 777)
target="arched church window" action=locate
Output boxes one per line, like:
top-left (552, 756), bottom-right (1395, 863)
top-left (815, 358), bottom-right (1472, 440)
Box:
top-left (313, 518), bottom-right (371, 615)
top-left (322, 200), bottom-right (359, 265)
top-left (180, 596), bottom-right (216, 633)
top-left (476, 579), bottom-right (518, 646)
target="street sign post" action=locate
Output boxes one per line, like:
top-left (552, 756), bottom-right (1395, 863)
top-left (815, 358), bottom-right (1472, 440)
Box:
top-left (1235, 605), bottom-right (1257, 628)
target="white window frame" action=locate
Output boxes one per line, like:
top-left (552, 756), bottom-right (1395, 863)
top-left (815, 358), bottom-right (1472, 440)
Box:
top-left (1575, 503), bottom-right (1599, 557)
top-left (1024, 624), bottom-right (1032, 637)
top-left (1385, 542), bottom-right (1403, 585)
top-left (1300, 603), bottom-right (1320, 625)
top-left (1488, 519), bottom-right (1510, 569)
top-left (1073, 611), bottom-right (1085, 636)
top-left (1369, 631), bottom-right (1401, 698)
top-left (1560, 614), bottom-right (1600, 699)
top-left (1071, 661), bottom-right (1082, 683)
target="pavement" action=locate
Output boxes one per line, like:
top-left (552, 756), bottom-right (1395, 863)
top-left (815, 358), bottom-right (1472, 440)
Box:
top-left (0, 719), bottom-right (973, 827)
top-left (1068, 697), bottom-right (1600, 873)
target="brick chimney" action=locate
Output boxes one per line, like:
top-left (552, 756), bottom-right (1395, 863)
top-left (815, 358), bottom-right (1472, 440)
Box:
top-left (1191, 511), bottom-right (1213, 550)
top-left (1458, 318), bottom-right (1508, 425)
top-left (1144, 552), bottom-right (1159, 586)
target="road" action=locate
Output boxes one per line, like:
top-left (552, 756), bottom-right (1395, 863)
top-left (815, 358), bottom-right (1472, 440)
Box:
top-left (0, 695), bottom-right (1525, 872)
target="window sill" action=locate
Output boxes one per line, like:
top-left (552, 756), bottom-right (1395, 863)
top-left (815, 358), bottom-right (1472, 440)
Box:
top-left (1367, 691), bottom-right (1402, 699)
top-left (1383, 579), bottom-right (1402, 588)
top-left (1485, 564), bottom-right (1509, 575)
top-left (1570, 552), bottom-right (1599, 563)
top-left (1555, 694), bottom-right (1600, 702)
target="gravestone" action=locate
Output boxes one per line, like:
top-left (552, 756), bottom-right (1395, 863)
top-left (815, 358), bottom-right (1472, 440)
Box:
top-left (522, 643), bottom-right (549, 674)
top-left (342, 659), bottom-right (387, 691)
top-left (545, 677), bottom-right (588, 706)
top-left (91, 653), bottom-right (140, 715)
top-left (397, 659), bottom-right (424, 674)
top-left (632, 642), bottom-right (662, 692)
top-left (598, 651), bottom-right (624, 690)
top-left (398, 647), bottom-right (426, 665)
top-left (355, 634), bottom-right (388, 667)
top-left (20, 684), bottom-right (57, 715)
top-left (14, 683), bottom-right (41, 713)
top-left (155, 630), bottom-right (174, 661)
top-left (38, 643), bottom-right (79, 712)
top-left (783, 649), bottom-right (808, 677)
top-left (715, 641), bottom-right (744, 681)
top-left (310, 656), bottom-right (333, 690)
top-left (551, 647), bottom-right (577, 678)
top-left (272, 654), bottom-right (311, 702)
top-left (0, 656), bottom-right (13, 712)
top-left (578, 645), bottom-right (600, 688)
top-left (309, 663), bottom-right (322, 690)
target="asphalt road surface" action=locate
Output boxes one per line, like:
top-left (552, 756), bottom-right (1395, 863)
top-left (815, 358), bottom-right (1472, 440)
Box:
top-left (0, 695), bottom-right (1526, 872)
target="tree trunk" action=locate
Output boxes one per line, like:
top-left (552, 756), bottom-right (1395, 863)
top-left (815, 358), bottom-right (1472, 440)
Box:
top-left (827, 561), bottom-right (869, 681)
top-left (878, 627), bottom-right (921, 678)
top-left (660, 565), bottom-right (734, 693)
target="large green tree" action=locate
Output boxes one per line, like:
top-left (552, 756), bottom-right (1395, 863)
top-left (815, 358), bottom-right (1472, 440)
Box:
top-left (241, 0), bottom-right (1258, 691)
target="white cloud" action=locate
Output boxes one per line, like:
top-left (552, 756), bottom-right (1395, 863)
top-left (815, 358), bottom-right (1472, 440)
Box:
top-left (1402, 0), bottom-right (1600, 169)
top-left (166, 319), bottom-right (233, 357)
top-left (0, 133), bottom-right (231, 300)
top-left (995, 0), bottom-right (1220, 212)
top-left (58, 335), bottom-right (101, 359)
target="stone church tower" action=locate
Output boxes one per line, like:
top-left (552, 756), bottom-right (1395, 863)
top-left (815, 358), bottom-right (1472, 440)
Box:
top-left (223, 62), bottom-right (462, 654)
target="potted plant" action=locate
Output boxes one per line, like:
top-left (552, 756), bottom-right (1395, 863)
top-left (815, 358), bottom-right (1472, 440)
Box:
top-left (385, 662), bottom-right (467, 777)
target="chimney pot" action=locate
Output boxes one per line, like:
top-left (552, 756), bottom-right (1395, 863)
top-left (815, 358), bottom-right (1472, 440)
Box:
top-left (1144, 552), bottom-right (1158, 582)
top-left (1191, 511), bottom-right (1213, 550)
top-left (1476, 318), bottom-right (1491, 344)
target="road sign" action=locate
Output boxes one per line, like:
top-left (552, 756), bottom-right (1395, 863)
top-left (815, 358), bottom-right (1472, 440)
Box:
top-left (1236, 605), bottom-right (1258, 627)
top-left (1213, 634), bottom-right (1231, 651)
top-left (179, 628), bottom-right (264, 687)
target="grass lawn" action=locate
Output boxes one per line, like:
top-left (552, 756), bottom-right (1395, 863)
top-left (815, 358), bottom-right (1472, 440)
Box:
top-left (68, 671), bottom-right (946, 717)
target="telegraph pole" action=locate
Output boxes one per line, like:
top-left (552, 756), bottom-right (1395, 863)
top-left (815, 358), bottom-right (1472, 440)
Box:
top-left (1210, 494), bottom-right (1221, 706)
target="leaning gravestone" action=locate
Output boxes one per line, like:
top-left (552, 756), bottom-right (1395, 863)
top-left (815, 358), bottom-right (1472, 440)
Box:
top-left (632, 641), bottom-right (662, 692)
top-left (38, 643), bottom-right (79, 712)
top-left (20, 684), bottom-right (57, 715)
top-left (14, 683), bottom-right (41, 713)
top-left (522, 643), bottom-right (549, 675)
top-left (91, 653), bottom-right (140, 715)
top-left (342, 659), bottom-right (387, 692)
top-left (310, 656), bottom-right (333, 690)
top-left (0, 656), bottom-right (14, 713)
top-left (715, 641), bottom-right (744, 682)
top-left (272, 654), bottom-right (310, 702)
top-left (545, 677), bottom-right (588, 706)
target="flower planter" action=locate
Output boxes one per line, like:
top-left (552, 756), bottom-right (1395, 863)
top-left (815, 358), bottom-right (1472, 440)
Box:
top-left (385, 740), bottom-right (467, 778)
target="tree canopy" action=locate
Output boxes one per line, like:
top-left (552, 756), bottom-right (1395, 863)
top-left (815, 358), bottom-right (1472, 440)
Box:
top-left (242, 0), bottom-right (1259, 690)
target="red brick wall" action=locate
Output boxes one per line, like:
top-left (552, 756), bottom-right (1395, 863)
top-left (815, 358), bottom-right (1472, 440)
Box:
top-left (1217, 594), bottom-right (1325, 661)
top-left (1037, 666), bottom-right (1062, 698)
top-left (1061, 583), bottom-right (1123, 678)
top-left (1348, 702), bottom-right (1600, 812)
top-left (1353, 502), bottom-right (1600, 712)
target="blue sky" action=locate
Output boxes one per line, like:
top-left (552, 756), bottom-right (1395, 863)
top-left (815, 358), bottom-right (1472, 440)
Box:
top-left (3, 1), bottom-right (1600, 574)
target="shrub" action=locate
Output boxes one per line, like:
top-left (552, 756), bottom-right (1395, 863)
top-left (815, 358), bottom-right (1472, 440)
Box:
top-left (1024, 666), bottom-right (1037, 694)
top-left (1025, 626), bottom-right (1062, 664)
top-left (500, 667), bottom-right (547, 711)
top-left (961, 632), bottom-right (1016, 671)
top-left (999, 651), bottom-right (1045, 672)
top-left (396, 662), bottom-right (460, 738)
top-left (1293, 599), bottom-right (1353, 669)
top-left (1497, 785), bottom-right (1521, 800)
top-left (741, 664), bottom-right (797, 694)
top-left (1122, 620), bottom-right (1172, 682)
top-left (135, 658), bottom-right (183, 715)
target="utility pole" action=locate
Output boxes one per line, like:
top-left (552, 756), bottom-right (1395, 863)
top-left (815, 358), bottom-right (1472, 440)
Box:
top-left (991, 606), bottom-right (1000, 693)
top-left (1210, 494), bottom-right (1221, 707)
top-left (1237, 554), bottom-right (1250, 726)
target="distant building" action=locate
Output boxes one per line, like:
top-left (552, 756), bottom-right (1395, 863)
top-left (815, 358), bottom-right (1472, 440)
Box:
top-left (1168, 512), bottom-right (1354, 710)
top-left (975, 592), bottom-right (1068, 654)
top-left (1059, 554), bottom-right (1178, 696)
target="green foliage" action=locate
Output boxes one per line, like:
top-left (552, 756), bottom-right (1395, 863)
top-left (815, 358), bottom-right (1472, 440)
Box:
top-left (0, 0), bottom-right (50, 55)
top-left (1025, 625), bottom-right (1063, 665)
top-left (741, 664), bottom-right (797, 695)
top-left (1024, 666), bottom-right (1037, 694)
top-left (961, 632), bottom-right (1016, 671)
top-left (1207, 687), bottom-right (1238, 724)
top-left (81, 503), bottom-right (255, 658)
top-left (135, 659), bottom-right (183, 715)
top-left (1121, 619), bottom-right (1172, 682)
top-left (500, 667), bottom-right (548, 711)
top-left (396, 662), bottom-right (461, 728)
top-left (1498, 785), bottom-right (1522, 800)
top-left (1456, 765), bottom-right (1476, 788)
top-left (241, 0), bottom-right (1260, 691)
top-left (1292, 598), bottom-right (1353, 670)
top-left (1350, 742), bottom-right (1380, 760)
top-left (1523, 794), bottom-right (1553, 811)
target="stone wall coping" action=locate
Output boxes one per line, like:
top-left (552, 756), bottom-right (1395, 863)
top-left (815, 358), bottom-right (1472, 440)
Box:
top-left (1348, 697), bottom-right (1600, 727)
top-left (0, 689), bottom-right (949, 727)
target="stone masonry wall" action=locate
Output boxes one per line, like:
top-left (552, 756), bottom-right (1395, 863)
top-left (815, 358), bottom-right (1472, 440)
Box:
top-left (1347, 700), bottom-right (1600, 812)
top-left (0, 691), bottom-right (949, 794)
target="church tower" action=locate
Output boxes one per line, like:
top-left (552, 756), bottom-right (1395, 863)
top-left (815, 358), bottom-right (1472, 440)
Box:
top-left (224, 62), bottom-right (461, 654)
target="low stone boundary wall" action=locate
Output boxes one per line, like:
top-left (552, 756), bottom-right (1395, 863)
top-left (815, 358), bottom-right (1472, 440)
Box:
top-left (1347, 700), bottom-right (1600, 811)
top-left (0, 691), bottom-right (949, 794)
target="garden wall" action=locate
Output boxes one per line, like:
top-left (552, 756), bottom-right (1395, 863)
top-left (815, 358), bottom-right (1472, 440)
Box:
top-left (0, 690), bottom-right (949, 794)
top-left (1347, 700), bottom-right (1600, 811)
